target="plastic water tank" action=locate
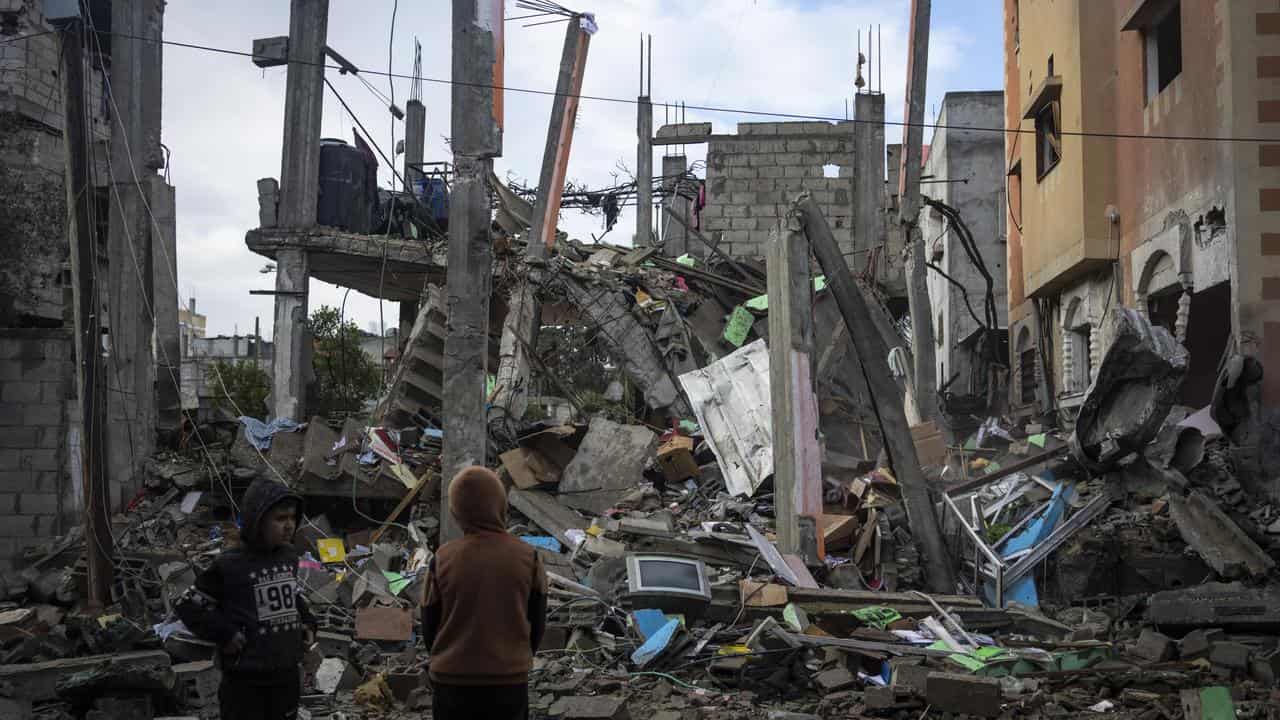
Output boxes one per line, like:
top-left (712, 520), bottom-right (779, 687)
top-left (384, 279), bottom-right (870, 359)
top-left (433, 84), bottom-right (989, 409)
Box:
top-left (317, 138), bottom-right (375, 233)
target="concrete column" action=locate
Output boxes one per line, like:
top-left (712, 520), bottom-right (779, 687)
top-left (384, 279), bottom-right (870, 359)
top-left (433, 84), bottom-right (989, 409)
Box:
top-left (852, 93), bottom-right (885, 254)
top-left (767, 216), bottom-right (822, 560)
top-left (661, 154), bottom-right (689, 258)
top-left (898, 0), bottom-right (938, 426)
top-left (636, 96), bottom-right (653, 247)
top-left (495, 15), bottom-right (591, 421)
top-left (147, 175), bottom-right (181, 434)
top-left (278, 0), bottom-right (328, 228)
top-left (271, 249), bottom-right (310, 420)
top-left (106, 0), bottom-right (163, 503)
top-left (403, 99), bottom-right (426, 193)
top-left (398, 299), bottom-right (418, 352)
top-left (442, 0), bottom-right (504, 544)
top-left (270, 0), bottom-right (328, 421)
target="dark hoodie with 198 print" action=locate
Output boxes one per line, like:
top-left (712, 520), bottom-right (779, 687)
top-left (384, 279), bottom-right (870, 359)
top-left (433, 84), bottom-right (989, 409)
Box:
top-left (176, 478), bottom-right (315, 687)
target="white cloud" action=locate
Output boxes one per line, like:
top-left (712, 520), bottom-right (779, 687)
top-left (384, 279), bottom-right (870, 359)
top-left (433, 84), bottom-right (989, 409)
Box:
top-left (162, 0), bottom-right (995, 337)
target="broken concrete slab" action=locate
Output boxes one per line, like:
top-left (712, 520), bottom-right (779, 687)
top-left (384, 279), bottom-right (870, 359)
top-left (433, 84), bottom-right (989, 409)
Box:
top-left (925, 672), bottom-right (1001, 718)
top-left (1131, 628), bottom-right (1175, 663)
top-left (813, 667), bottom-right (856, 693)
top-left (1147, 582), bottom-right (1280, 632)
top-left (1208, 641), bottom-right (1252, 675)
top-left (1071, 308), bottom-right (1188, 472)
top-left (550, 695), bottom-right (631, 719)
top-left (558, 418), bottom-right (658, 514)
top-left (354, 605), bottom-right (413, 642)
top-left (508, 488), bottom-right (588, 549)
top-left (0, 650), bottom-right (171, 702)
top-left (1178, 628), bottom-right (1224, 660)
top-left (1168, 490), bottom-right (1275, 579)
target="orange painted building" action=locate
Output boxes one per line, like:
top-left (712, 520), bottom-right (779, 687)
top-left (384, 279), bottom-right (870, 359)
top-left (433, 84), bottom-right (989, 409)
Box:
top-left (1004, 0), bottom-right (1280, 432)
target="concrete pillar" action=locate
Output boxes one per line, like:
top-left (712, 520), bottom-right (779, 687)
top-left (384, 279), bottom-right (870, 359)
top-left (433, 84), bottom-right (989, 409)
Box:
top-left (636, 96), bottom-right (653, 247)
top-left (442, 0), bottom-right (504, 544)
top-left (898, 0), bottom-right (938, 426)
top-left (398, 299), bottom-right (418, 352)
top-left (661, 154), bottom-right (689, 258)
top-left (270, 0), bottom-right (328, 421)
top-left (278, 0), bottom-right (328, 228)
top-left (767, 216), bottom-right (821, 560)
top-left (403, 99), bottom-right (426, 193)
top-left (106, 0), bottom-right (163, 503)
top-left (147, 175), bottom-right (181, 434)
top-left (494, 16), bottom-right (592, 421)
top-left (852, 93), bottom-right (885, 254)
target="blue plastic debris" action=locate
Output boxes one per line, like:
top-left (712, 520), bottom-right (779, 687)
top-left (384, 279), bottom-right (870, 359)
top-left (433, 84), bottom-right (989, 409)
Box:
top-left (519, 536), bottom-right (562, 553)
top-left (631, 618), bottom-right (680, 667)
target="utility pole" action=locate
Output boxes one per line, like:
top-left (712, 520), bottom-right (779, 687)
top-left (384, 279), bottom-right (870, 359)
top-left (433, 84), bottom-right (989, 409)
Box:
top-left (442, 0), bottom-right (504, 543)
top-left (767, 211), bottom-right (822, 561)
top-left (799, 196), bottom-right (955, 594)
top-left (899, 0), bottom-right (938, 426)
top-left (493, 12), bottom-right (594, 420)
top-left (270, 0), bottom-right (328, 421)
top-left (60, 16), bottom-right (113, 608)
top-left (635, 36), bottom-right (652, 247)
top-left (661, 155), bottom-right (689, 258)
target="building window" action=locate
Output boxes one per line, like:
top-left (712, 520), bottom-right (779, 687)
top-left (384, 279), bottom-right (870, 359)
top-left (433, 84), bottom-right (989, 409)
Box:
top-left (1069, 324), bottom-right (1092, 392)
top-left (1035, 103), bottom-right (1061, 180)
top-left (1144, 2), bottom-right (1182, 102)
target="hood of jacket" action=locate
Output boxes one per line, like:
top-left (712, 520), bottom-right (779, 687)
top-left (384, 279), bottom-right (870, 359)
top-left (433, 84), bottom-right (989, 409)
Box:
top-left (240, 477), bottom-right (303, 550)
top-left (448, 466), bottom-right (507, 534)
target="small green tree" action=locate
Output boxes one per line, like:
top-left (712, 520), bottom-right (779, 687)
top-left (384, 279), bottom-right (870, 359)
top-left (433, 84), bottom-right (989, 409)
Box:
top-left (206, 360), bottom-right (271, 418)
top-left (309, 306), bottom-right (383, 415)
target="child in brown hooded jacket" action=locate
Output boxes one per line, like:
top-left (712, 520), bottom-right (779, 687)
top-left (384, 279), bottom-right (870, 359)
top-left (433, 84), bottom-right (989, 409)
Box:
top-left (422, 465), bottom-right (547, 719)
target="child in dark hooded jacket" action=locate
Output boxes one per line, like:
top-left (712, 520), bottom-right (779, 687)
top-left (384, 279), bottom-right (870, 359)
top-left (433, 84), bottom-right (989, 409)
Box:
top-left (177, 478), bottom-right (316, 720)
top-left (421, 465), bottom-right (548, 720)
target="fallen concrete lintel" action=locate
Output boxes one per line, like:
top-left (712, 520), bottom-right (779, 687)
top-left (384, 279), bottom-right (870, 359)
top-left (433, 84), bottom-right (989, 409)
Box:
top-left (558, 417), bottom-right (658, 514)
top-left (1168, 490), bottom-right (1275, 579)
top-left (0, 650), bottom-right (172, 702)
top-left (1147, 582), bottom-right (1280, 632)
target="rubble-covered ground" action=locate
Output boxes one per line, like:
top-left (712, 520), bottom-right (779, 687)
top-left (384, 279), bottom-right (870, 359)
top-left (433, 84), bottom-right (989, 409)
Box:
top-left (3, 248), bottom-right (1280, 720)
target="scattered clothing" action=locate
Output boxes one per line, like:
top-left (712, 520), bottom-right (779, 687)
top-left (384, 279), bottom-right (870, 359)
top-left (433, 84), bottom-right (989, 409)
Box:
top-left (238, 416), bottom-right (303, 451)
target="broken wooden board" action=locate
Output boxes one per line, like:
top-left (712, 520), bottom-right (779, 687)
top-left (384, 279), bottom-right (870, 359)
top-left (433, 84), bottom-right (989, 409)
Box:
top-left (558, 417), bottom-right (657, 514)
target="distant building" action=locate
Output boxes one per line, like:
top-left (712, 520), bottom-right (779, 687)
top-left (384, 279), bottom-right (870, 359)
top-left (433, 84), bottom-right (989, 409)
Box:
top-left (179, 297), bottom-right (207, 356)
top-left (919, 91), bottom-right (1009, 425)
top-left (181, 335), bottom-right (273, 416)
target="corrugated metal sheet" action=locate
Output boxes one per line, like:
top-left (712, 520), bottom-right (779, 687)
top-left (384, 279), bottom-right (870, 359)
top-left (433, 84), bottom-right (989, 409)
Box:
top-left (678, 339), bottom-right (773, 497)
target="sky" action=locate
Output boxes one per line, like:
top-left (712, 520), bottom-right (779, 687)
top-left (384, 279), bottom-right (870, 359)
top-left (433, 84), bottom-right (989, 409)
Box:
top-left (162, 0), bottom-right (1004, 338)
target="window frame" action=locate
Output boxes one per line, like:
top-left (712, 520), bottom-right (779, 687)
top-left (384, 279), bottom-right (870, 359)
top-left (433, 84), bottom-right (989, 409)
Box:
top-left (1034, 102), bottom-right (1061, 181)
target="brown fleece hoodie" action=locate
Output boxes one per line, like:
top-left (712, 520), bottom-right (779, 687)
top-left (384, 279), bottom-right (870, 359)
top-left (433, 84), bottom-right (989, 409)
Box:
top-left (422, 466), bottom-right (547, 686)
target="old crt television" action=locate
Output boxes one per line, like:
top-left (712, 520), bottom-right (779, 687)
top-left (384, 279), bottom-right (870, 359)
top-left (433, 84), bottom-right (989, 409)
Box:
top-left (624, 555), bottom-right (712, 618)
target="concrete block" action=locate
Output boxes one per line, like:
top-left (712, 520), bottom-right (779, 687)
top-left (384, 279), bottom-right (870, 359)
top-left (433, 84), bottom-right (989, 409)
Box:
top-left (774, 153), bottom-right (802, 165)
top-left (891, 661), bottom-right (930, 695)
top-left (549, 696), bottom-right (630, 719)
top-left (0, 427), bottom-right (38, 448)
top-left (722, 204), bottom-right (749, 218)
top-left (863, 685), bottom-right (898, 709)
top-left (0, 449), bottom-right (16, 465)
top-left (0, 471), bottom-right (39, 492)
top-left (724, 153), bottom-right (750, 167)
top-left (730, 192), bottom-right (755, 204)
top-left (748, 178), bottom-right (775, 192)
top-left (0, 403), bottom-right (21, 424)
top-left (18, 493), bottom-right (58, 516)
top-left (0, 362), bottom-right (21, 381)
top-left (1209, 641), bottom-right (1252, 673)
top-left (0, 494), bottom-right (16, 514)
top-left (1132, 628), bottom-right (1175, 663)
top-left (41, 381), bottom-right (66, 403)
top-left (758, 166), bottom-right (784, 179)
top-left (811, 190), bottom-right (836, 204)
top-left (926, 672), bottom-right (1001, 717)
top-left (22, 403), bottom-right (60, 427)
top-left (737, 122), bottom-right (778, 135)
top-left (22, 449), bottom-right (58, 470)
top-left (0, 384), bottom-right (39, 403)
top-left (784, 166), bottom-right (817, 178)
top-left (35, 427), bottom-right (60, 449)
top-left (731, 217), bottom-right (756, 231)
top-left (1178, 629), bottom-right (1224, 660)
top-left (814, 667), bottom-right (856, 693)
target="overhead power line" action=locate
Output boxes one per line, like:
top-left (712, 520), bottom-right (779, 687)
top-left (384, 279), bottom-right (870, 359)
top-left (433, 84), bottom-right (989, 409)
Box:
top-left (55, 28), bottom-right (1280, 146)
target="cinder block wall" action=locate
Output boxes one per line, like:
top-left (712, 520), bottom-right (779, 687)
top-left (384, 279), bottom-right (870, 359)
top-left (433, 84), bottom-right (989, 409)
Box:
top-left (702, 121), bottom-right (857, 258)
top-left (0, 330), bottom-right (75, 567)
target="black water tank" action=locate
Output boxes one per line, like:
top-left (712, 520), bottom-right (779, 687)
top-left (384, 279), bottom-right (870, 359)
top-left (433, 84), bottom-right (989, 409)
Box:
top-left (317, 138), bottom-right (375, 233)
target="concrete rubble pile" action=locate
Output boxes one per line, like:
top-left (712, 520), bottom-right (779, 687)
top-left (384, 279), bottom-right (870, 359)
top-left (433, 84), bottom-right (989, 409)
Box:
top-left (3, 249), bottom-right (1280, 720)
